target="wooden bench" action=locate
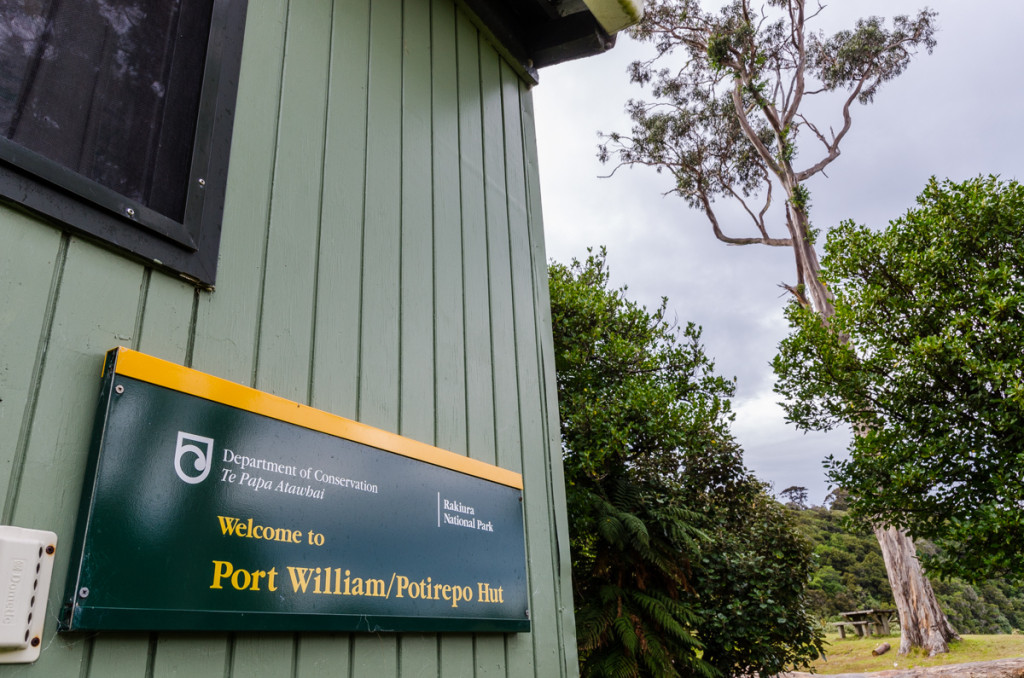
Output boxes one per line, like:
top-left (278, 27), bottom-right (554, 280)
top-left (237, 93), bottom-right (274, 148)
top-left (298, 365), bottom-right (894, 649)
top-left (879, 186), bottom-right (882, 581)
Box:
top-left (832, 620), bottom-right (870, 639)
top-left (837, 608), bottom-right (897, 637)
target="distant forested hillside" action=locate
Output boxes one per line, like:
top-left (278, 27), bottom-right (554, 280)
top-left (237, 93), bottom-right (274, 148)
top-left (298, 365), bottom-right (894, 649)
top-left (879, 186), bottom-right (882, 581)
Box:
top-left (788, 500), bottom-right (1024, 634)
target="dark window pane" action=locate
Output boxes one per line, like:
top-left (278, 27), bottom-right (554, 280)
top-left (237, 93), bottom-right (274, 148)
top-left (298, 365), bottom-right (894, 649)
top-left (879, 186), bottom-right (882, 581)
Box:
top-left (0, 0), bottom-right (212, 221)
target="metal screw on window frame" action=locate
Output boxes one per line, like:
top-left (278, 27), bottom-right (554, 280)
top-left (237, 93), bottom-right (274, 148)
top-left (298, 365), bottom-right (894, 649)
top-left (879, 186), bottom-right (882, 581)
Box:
top-left (198, 177), bottom-right (206, 187)
top-left (79, 587), bottom-right (90, 598)
top-left (126, 207), bottom-right (135, 218)
top-left (115, 385), bottom-right (124, 394)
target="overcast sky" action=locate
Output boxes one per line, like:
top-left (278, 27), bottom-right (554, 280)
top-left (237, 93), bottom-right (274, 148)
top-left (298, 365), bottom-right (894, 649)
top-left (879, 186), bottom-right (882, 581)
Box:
top-left (532, 0), bottom-right (1024, 505)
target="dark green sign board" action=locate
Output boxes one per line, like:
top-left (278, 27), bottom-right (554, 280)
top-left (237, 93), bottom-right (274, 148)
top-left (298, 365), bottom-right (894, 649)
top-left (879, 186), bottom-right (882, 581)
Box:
top-left (60, 348), bottom-right (529, 633)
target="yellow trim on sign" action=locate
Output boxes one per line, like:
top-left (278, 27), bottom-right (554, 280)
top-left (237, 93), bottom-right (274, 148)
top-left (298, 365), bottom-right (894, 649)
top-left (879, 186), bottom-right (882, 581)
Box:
top-left (110, 347), bottom-right (523, 490)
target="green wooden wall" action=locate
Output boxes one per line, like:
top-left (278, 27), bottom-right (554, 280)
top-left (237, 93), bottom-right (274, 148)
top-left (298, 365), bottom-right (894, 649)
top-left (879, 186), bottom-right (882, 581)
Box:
top-left (0, 0), bottom-right (578, 674)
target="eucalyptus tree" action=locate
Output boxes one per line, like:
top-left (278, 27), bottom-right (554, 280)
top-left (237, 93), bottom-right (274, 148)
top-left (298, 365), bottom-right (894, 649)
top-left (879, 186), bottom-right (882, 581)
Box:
top-left (598, 0), bottom-right (955, 654)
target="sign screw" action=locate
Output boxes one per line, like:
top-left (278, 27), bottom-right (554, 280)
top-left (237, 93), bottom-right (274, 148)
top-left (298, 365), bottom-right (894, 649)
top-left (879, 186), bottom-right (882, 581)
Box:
top-left (79, 587), bottom-right (90, 598)
top-left (30, 637), bottom-right (40, 648)
top-left (115, 385), bottom-right (124, 394)
top-left (45, 545), bottom-right (54, 555)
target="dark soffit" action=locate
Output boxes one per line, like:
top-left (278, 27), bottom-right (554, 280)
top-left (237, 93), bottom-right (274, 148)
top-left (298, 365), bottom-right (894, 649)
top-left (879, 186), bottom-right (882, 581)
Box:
top-left (462, 0), bottom-right (617, 78)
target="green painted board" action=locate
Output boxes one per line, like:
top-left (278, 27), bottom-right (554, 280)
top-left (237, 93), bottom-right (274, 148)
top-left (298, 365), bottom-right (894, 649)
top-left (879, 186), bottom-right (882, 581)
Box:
top-left (61, 349), bottom-right (529, 633)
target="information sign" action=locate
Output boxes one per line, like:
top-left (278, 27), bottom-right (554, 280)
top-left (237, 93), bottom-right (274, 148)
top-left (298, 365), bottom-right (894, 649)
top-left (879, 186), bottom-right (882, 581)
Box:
top-left (60, 348), bottom-right (529, 633)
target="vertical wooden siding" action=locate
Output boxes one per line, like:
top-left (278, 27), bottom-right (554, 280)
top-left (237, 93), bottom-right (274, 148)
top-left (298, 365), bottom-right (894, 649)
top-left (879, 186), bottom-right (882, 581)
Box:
top-left (0, 0), bottom-right (578, 676)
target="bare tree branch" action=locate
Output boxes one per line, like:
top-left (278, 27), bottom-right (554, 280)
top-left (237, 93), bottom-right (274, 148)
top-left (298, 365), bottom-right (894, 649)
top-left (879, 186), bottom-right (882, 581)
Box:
top-left (700, 193), bottom-right (792, 247)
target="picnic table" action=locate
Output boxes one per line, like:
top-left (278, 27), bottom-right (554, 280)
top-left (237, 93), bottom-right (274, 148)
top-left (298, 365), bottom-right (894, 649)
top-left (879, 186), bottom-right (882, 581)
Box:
top-left (832, 609), bottom-right (897, 639)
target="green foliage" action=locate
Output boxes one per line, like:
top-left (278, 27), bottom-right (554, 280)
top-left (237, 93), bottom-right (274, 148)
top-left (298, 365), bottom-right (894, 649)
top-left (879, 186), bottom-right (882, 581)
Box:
top-left (551, 249), bottom-right (824, 676)
top-left (932, 575), bottom-right (1024, 634)
top-left (573, 473), bottom-right (713, 678)
top-left (551, 248), bottom-right (734, 484)
top-left (791, 184), bottom-right (811, 214)
top-left (777, 125), bottom-right (796, 165)
top-left (810, 12), bottom-right (937, 103)
top-left (791, 507), bottom-right (895, 618)
top-left (706, 31), bottom-right (731, 72)
top-left (682, 466), bottom-right (824, 675)
top-left (774, 177), bottom-right (1024, 582)
top-left (791, 504), bottom-right (1024, 634)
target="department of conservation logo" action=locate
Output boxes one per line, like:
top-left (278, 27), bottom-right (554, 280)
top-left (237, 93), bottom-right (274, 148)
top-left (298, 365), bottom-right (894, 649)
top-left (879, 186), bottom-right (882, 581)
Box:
top-left (174, 431), bottom-right (214, 484)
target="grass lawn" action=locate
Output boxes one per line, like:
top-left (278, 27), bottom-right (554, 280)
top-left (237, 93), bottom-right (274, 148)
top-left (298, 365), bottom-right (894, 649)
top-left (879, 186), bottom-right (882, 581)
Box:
top-left (806, 633), bottom-right (1024, 674)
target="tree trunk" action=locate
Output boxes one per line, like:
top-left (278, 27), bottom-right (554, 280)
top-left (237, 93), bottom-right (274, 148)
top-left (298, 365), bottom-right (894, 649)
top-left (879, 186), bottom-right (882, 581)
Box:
top-left (874, 525), bottom-right (959, 655)
top-left (789, 202), bottom-right (958, 657)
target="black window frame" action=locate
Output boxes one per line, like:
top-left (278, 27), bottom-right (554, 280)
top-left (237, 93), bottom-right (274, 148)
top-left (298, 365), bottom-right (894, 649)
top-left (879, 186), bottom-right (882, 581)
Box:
top-left (0, 0), bottom-right (248, 288)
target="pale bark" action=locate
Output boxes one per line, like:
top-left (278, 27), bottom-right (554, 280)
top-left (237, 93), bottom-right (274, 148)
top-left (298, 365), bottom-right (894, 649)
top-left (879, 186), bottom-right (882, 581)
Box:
top-left (874, 526), bottom-right (960, 655)
top-left (801, 222), bottom-right (958, 656)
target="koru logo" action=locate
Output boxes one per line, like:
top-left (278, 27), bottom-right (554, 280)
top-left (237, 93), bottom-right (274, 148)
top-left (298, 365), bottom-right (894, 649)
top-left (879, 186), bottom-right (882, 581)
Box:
top-left (174, 431), bottom-right (214, 484)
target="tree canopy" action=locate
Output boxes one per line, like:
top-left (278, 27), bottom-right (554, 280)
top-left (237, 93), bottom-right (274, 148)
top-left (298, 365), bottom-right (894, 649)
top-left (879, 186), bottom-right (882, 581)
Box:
top-left (550, 250), bottom-right (823, 677)
top-left (774, 176), bottom-right (1024, 583)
